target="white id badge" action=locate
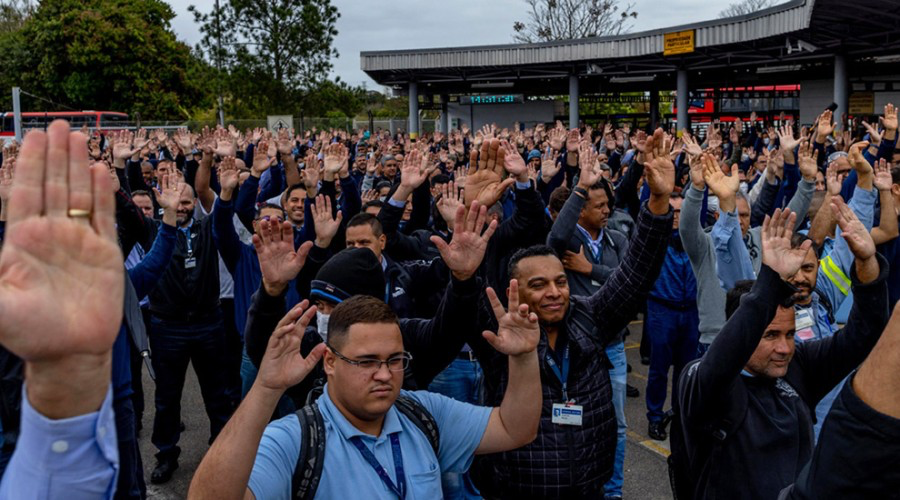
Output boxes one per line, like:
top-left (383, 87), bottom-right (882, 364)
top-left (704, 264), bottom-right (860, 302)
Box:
top-left (552, 403), bottom-right (583, 426)
top-left (591, 280), bottom-right (601, 287)
top-left (795, 308), bottom-right (814, 331)
top-left (185, 257), bottom-right (197, 269)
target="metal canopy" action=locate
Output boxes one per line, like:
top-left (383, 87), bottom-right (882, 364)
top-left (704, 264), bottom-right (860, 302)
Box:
top-left (360, 0), bottom-right (900, 95)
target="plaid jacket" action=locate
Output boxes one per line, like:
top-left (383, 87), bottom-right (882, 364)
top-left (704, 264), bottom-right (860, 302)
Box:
top-left (469, 201), bottom-right (673, 498)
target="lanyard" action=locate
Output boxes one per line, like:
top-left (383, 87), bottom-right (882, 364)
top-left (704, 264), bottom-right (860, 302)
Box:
top-left (180, 227), bottom-right (194, 256)
top-left (350, 433), bottom-right (406, 499)
top-left (546, 345), bottom-right (570, 401)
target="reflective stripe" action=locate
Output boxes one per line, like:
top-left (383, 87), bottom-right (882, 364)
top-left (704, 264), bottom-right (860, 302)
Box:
top-left (819, 255), bottom-right (850, 296)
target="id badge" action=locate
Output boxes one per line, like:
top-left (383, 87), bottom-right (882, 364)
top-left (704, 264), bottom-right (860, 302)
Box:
top-left (185, 257), bottom-right (197, 269)
top-left (795, 308), bottom-right (814, 331)
top-left (552, 403), bottom-right (583, 426)
top-left (591, 280), bottom-right (601, 287)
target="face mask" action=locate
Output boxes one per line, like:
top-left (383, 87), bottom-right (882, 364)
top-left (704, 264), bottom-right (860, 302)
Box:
top-left (764, 138), bottom-right (770, 145)
top-left (740, 182), bottom-right (749, 194)
top-left (316, 312), bottom-right (330, 340)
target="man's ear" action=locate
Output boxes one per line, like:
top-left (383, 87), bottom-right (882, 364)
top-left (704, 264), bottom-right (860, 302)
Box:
top-left (323, 349), bottom-right (336, 376)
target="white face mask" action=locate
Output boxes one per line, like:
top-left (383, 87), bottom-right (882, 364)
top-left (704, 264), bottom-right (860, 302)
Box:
top-left (740, 182), bottom-right (749, 194)
top-left (316, 312), bottom-right (330, 340)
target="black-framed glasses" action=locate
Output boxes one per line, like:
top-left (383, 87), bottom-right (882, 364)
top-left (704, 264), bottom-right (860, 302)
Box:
top-left (326, 343), bottom-right (412, 373)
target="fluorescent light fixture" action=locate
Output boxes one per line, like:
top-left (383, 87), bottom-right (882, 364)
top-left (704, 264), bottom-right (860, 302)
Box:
top-left (756, 64), bottom-right (802, 74)
top-left (471, 82), bottom-right (515, 89)
top-left (609, 75), bottom-right (656, 83)
top-left (873, 55), bottom-right (900, 64)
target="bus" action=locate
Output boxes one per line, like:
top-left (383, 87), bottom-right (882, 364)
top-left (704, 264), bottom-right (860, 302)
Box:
top-left (0, 111), bottom-right (129, 139)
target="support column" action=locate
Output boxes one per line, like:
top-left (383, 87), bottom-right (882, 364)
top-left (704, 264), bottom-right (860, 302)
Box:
top-left (677, 70), bottom-right (689, 133)
top-left (834, 54), bottom-right (848, 119)
top-left (569, 74), bottom-right (579, 129)
top-left (12, 87), bottom-right (22, 142)
top-left (649, 88), bottom-right (660, 130)
top-left (440, 94), bottom-right (449, 133)
top-left (408, 81), bottom-right (419, 140)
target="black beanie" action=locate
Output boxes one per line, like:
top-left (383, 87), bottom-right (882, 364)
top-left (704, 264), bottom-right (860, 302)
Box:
top-left (310, 247), bottom-right (386, 304)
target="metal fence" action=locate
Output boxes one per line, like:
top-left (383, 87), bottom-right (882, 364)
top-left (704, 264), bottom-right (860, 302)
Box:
top-left (86, 117), bottom-right (435, 134)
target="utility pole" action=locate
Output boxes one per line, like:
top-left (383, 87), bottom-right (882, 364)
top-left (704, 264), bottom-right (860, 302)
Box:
top-left (12, 87), bottom-right (22, 142)
top-left (214, 0), bottom-right (225, 127)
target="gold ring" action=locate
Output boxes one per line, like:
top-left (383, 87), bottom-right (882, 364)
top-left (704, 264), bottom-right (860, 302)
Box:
top-left (67, 209), bottom-right (91, 218)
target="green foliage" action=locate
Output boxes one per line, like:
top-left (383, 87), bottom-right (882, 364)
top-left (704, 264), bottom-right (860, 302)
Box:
top-left (0, 0), bottom-right (213, 117)
top-left (190, 0), bottom-right (342, 118)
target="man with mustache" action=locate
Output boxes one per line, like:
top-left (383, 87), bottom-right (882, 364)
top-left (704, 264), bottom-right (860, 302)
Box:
top-left (676, 205), bottom-right (889, 500)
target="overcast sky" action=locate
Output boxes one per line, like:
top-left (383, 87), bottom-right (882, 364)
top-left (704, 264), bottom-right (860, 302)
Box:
top-left (169, 0), bottom-right (724, 89)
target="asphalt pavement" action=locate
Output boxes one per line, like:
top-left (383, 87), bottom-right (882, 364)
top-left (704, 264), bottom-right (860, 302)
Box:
top-left (139, 320), bottom-right (674, 499)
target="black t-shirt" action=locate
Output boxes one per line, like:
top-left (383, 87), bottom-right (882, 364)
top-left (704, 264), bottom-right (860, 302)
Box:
top-left (149, 216), bottom-right (220, 319)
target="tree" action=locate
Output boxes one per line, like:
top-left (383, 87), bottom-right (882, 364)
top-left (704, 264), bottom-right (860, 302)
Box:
top-left (719, 0), bottom-right (777, 18)
top-left (0, 0), bottom-right (213, 118)
top-left (190, 0), bottom-right (339, 116)
top-left (512, 0), bottom-right (637, 43)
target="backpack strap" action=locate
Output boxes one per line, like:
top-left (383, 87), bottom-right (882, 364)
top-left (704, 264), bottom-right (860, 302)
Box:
top-left (291, 403), bottom-right (326, 500)
top-left (393, 395), bottom-right (440, 456)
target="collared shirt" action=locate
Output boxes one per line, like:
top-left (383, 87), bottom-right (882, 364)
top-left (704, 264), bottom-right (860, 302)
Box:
top-left (248, 384), bottom-right (492, 499)
top-left (575, 224), bottom-right (604, 263)
top-left (0, 385), bottom-right (119, 499)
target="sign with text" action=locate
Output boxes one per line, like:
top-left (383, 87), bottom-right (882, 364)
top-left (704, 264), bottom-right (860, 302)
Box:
top-left (848, 93), bottom-right (875, 114)
top-left (664, 30), bottom-right (695, 56)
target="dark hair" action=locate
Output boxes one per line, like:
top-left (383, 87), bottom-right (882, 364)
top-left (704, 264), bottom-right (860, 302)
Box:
top-left (363, 200), bottom-right (384, 211)
top-left (508, 244), bottom-right (558, 280)
top-left (791, 232), bottom-right (821, 258)
top-left (347, 212), bottom-right (384, 237)
top-left (255, 202), bottom-right (286, 220)
top-left (328, 295), bottom-right (398, 349)
top-left (375, 180), bottom-right (393, 192)
top-left (430, 174), bottom-right (450, 187)
top-left (549, 186), bottom-right (570, 215)
top-left (588, 178), bottom-right (616, 207)
top-left (726, 280), bottom-right (756, 319)
top-left (285, 183), bottom-right (307, 200)
top-left (131, 189), bottom-right (151, 199)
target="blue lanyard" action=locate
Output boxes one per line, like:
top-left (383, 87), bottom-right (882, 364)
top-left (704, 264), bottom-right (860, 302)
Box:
top-left (546, 345), bottom-right (570, 401)
top-left (350, 433), bottom-right (406, 499)
top-left (179, 227), bottom-right (193, 256)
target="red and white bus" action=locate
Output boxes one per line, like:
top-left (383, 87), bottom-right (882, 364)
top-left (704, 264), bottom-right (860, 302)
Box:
top-left (0, 111), bottom-right (129, 139)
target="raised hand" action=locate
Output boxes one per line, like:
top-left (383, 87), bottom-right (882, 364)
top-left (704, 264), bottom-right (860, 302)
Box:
top-left (883, 103), bottom-right (898, 133)
top-left (577, 142), bottom-right (602, 189)
top-left (257, 301), bottom-right (328, 392)
top-left (816, 110), bottom-right (836, 140)
top-left (254, 219), bottom-right (313, 295)
top-left (778, 123), bottom-right (800, 153)
top-left (398, 149), bottom-right (429, 193)
top-left (825, 163), bottom-right (842, 195)
top-left (540, 149), bottom-right (561, 183)
top-left (830, 197), bottom-right (875, 261)
top-left (761, 208), bottom-right (811, 279)
top-left (253, 139), bottom-right (275, 175)
top-left (0, 120), bottom-right (122, 362)
top-left (217, 156), bottom-right (240, 194)
top-left (0, 157), bottom-right (14, 207)
top-left (322, 142), bottom-right (348, 178)
top-left (500, 140), bottom-right (527, 182)
top-left (481, 280), bottom-right (539, 357)
top-left (703, 155), bottom-right (740, 201)
top-left (688, 153), bottom-right (705, 190)
top-left (862, 120), bottom-right (883, 146)
top-left (310, 194), bottom-right (343, 248)
top-left (848, 141), bottom-right (873, 180)
top-left (644, 128), bottom-right (676, 198)
top-left (682, 133), bottom-right (702, 158)
top-left (155, 173), bottom-right (184, 212)
top-left (796, 140), bottom-right (819, 181)
top-left (276, 128), bottom-right (294, 155)
top-left (430, 201), bottom-right (498, 281)
top-left (874, 158), bottom-right (892, 192)
top-left (454, 166), bottom-right (467, 190)
top-left (465, 138), bottom-right (515, 208)
top-left (565, 128), bottom-right (581, 153)
top-left (548, 127), bottom-right (566, 151)
top-left (436, 180), bottom-right (463, 226)
top-left (173, 127), bottom-right (193, 153)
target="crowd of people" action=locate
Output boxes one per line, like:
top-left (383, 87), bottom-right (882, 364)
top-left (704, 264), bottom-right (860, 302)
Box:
top-left (0, 107), bottom-right (898, 500)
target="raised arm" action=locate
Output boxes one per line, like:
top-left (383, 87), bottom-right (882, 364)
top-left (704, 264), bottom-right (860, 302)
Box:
top-left (474, 281), bottom-right (541, 454)
top-left (588, 129), bottom-right (674, 342)
top-left (211, 157), bottom-right (244, 273)
top-left (870, 159), bottom-right (898, 245)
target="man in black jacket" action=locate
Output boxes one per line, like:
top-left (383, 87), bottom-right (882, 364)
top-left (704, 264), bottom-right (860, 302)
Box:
top-left (244, 201), bottom-right (497, 408)
top-left (467, 129), bottom-right (676, 498)
top-left (677, 203), bottom-right (889, 500)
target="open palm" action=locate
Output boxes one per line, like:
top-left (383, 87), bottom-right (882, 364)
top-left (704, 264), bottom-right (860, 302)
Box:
top-left (482, 280), bottom-right (539, 357)
top-left (761, 209), bottom-right (811, 279)
top-left (253, 220), bottom-right (312, 287)
top-left (0, 122), bottom-right (122, 361)
top-left (465, 139), bottom-right (515, 207)
top-left (431, 201), bottom-right (497, 280)
top-left (257, 301), bottom-right (327, 391)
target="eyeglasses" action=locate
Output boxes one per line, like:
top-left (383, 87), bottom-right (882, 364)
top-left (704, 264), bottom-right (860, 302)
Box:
top-left (326, 343), bottom-right (412, 373)
top-left (258, 215), bottom-right (283, 223)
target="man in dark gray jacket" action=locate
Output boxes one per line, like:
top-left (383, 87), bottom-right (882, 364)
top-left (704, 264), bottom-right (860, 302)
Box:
top-left (546, 161), bottom-right (630, 499)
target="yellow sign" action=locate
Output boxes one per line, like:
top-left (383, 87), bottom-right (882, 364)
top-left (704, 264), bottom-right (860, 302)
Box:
top-left (664, 30), bottom-right (695, 56)
top-left (848, 92), bottom-right (875, 115)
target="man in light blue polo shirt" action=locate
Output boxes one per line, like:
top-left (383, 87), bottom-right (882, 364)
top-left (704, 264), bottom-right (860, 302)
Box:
top-left (190, 279), bottom-right (543, 499)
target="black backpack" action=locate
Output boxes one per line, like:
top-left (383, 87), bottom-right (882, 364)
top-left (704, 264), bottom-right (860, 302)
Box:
top-left (290, 395), bottom-right (440, 499)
